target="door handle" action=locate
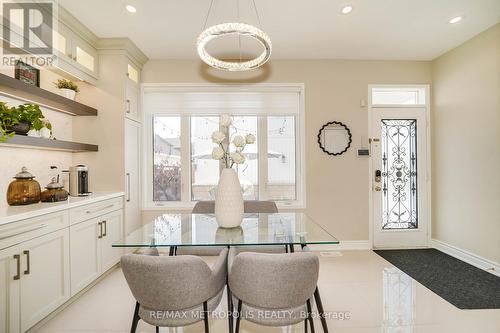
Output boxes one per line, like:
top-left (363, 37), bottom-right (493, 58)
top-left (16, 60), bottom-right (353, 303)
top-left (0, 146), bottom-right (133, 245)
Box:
top-left (126, 173), bottom-right (131, 202)
top-left (102, 220), bottom-right (107, 237)
top-left (13, 254), bottom-right (20, 280)
top-left (126, 99), bottom-right (131, 113)
top-left (23, 250), bottom-right (30, 275)
top-left (375, 169), bottom-right (381, 183)
top-left (98, 222), bottom-right (103, 239)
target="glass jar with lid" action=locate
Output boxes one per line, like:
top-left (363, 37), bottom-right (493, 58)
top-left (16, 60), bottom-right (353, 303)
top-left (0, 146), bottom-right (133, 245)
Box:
top-left (7, 167), bottom-right (41, 205)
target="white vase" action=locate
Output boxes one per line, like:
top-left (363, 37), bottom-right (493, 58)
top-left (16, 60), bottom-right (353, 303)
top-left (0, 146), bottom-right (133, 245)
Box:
top-left (215, 168), bottom-right (244, 228)
top-left (60, 88), bottom-right (76, 100)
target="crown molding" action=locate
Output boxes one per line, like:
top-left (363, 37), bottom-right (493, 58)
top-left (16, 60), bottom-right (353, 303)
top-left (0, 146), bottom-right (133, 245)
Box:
top-left (57, 5), bottom-right (98, 45)
top-left (96, 38), bottom-right (149, 68)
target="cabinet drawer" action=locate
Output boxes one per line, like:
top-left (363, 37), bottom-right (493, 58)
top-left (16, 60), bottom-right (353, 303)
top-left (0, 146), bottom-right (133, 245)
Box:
top-left (0, 211), bottom-right (69, 250)
top-left (69, 198), bottom-right (123, 225)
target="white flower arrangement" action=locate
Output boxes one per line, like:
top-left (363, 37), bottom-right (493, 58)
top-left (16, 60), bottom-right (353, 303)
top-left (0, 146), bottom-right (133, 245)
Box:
top-left (211, 114), bottom-right (255, 168)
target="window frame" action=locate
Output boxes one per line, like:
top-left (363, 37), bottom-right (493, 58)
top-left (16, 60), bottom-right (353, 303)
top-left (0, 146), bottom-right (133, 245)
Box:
top-left (142, 84), bottom-right (306, 210)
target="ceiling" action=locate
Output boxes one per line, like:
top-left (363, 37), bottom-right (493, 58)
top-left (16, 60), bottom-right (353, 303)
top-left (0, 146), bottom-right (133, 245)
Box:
top-left (59, 0), bottom-right (500, 61)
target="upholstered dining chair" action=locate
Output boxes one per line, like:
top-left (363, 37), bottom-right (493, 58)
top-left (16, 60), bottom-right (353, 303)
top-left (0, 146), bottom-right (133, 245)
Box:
top-left (121, 248), bottom-right (228, 333)
top-left (177, 200), bottom-right (283, 256)
top-left (227, 248), bottom-right (319, 333)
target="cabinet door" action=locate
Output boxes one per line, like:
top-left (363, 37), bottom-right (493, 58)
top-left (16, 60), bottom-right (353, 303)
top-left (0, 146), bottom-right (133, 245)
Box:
top-left (125, 79), bottom-right (140, 121)
top-left (71, 34), bottom-right (99, 78)
top-left (19, 229), bottom-right (70, 332)
top-left (100, 210), bottom-right (123, 273)
top-left (125, 120), bottom-right (141, 234)
top-left (0, 245), bottom-right (20, 333)
top-left (69, 218), bottom-right (101, 296)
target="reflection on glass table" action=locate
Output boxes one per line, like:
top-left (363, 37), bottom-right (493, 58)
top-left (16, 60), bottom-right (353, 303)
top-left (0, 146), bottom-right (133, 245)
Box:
top-left (113, 213), bottom-right (339, 248)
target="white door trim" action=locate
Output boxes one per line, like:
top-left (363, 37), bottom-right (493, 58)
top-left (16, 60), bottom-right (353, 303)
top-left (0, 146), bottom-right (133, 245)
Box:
top-left (367, 84), bottom-right (431, 249)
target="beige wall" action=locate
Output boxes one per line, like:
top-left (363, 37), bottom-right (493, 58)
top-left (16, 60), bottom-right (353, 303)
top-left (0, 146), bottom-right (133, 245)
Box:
top-left (142, 59), bottom-right (432, 241)
top-left (432, 24), bottom-right (500, 263)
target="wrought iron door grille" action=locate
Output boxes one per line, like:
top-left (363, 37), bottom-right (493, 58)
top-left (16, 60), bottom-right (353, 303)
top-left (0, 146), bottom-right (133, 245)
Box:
top-left (381, 119), bottom-right (418, 229)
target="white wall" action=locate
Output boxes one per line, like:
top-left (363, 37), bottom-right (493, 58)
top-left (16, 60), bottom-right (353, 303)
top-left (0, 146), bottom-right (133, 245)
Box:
top-left (432, 23), bottom-right (500, 263)
top-left (141, 59), bottom-right (432, 241)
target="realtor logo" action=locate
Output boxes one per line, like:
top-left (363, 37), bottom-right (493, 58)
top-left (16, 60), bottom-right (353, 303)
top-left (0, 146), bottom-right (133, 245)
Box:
top-left (2, 1), bottom-right (53, 55)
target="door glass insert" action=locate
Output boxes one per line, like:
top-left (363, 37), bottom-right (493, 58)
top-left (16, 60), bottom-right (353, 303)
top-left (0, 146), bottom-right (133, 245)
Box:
top-left (381, 119), bottom-right (418, 229)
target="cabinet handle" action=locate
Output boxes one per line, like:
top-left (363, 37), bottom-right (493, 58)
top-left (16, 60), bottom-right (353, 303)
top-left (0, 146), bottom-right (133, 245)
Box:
top-left (103, 220), bottom-right (107, 237)
top-left (13, 254), bottom-right (20, 280)
top-left (98, 222), bottom-right (103, 239)
top-left (23, 250), bottom-right (30, 275)
top-left (126, 173), bottom-right (131, 202)
top-left (126, 99), bottom-right (131, 113)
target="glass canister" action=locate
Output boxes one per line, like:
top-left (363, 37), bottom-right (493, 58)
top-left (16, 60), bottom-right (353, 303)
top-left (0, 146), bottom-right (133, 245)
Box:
top-left (7, 167), bottom-right (41, 205)
top-left (41, 177), bottom-right (69, 202)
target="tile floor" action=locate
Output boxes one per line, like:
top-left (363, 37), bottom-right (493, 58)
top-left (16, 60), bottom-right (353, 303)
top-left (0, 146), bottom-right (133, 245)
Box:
top-left (37, 251), bottom-right (500, 333)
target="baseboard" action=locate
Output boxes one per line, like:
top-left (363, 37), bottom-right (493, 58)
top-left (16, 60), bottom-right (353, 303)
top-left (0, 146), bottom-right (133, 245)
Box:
top-left (430, 239), bottom-right (500, 277)
top-left (308, 240), bottom-right (371, 252)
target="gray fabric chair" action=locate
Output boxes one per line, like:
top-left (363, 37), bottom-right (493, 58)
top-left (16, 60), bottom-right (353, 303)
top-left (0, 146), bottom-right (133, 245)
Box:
top-left (121, 248), bottom-right (228, 333)
top-left (177, 200), bottom-right (283, 256)
top-left (192, 200), bottom-right (279, 214)
top-left (227, 248), bottom-right (319, 333)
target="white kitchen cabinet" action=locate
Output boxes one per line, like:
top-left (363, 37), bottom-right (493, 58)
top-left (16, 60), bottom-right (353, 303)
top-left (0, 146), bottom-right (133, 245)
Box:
top-left (19, 228), bottom-right (70, 332)
top-left (71, 34), bottom-right (99, 78)
top-left (0, 245), bottom-right (20, 333)
top-left (69, 206), bottom-right (123, 296)
top-left (125, 77), bottom-right (140, 121)
top-left (69, 218), bottom-right (101, 296)
top-left (100, 210), bottom-right (124, 272)
top-left (125, 119), bottom-right (141, 234)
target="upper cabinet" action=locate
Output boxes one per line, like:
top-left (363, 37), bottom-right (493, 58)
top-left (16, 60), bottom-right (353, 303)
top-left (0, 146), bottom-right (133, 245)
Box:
top-left (50, 7), bottom-right (100, 85)
top-left (125, 63), bottom-right (140, 121)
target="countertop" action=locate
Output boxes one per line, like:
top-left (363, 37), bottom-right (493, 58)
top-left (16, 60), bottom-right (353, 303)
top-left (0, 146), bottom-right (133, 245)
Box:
top-left (0, 192), bottom-right (125, 226)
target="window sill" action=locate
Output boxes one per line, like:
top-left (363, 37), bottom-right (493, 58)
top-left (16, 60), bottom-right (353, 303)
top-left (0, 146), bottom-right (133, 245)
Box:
top-left (142, 201), bottom-right (305, 211)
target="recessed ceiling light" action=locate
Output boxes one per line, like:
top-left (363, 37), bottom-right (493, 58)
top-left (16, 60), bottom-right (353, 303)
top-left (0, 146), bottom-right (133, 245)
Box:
top-left (125, 4), bottom-right (137, 13)
top-left (449, 16), bottom-right (462, 24)
top-left (341, 5), bottom-right (353, 15)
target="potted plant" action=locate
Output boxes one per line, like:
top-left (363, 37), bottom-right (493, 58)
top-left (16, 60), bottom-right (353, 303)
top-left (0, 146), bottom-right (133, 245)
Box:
top-left (17, 104), bottom-right (52, 138)
top-left (0, 102), bottom-right (52, 140)
top-left (54, 78), bottom-right (79, 100)
top-left (0, 102), bottom-right (17, 141)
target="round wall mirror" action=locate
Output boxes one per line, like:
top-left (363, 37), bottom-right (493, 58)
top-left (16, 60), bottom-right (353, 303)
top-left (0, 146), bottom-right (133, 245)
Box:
top-left (317, 121), bottom-right (352, 156)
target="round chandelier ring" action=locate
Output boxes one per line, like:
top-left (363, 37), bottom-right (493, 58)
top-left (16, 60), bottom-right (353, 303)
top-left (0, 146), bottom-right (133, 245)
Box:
top-left (197, 22), bottom-right (272, 72)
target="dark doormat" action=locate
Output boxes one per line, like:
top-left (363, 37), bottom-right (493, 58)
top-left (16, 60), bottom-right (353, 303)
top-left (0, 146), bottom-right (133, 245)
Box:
top-left (374, 248), bottom-right (500, 309)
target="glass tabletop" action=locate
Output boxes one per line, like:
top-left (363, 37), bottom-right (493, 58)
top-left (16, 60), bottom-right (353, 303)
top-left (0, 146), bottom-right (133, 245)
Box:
top-left (113, 213), bottom-right (339, 247)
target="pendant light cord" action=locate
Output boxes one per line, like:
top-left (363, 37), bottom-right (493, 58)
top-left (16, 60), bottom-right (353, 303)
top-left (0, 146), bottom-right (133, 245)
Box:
top-left (252, 0), bottom-right (262, 28)
top-left (202, 0), bottom-right (214, 30)
top-left (237, 0), bottom-right (242, 63)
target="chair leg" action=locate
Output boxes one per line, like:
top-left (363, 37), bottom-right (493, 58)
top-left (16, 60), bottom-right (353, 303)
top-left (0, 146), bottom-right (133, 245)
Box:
top-left (155, 326), bottom-right (159, 333)
top-left (289, 244), bottom-right (295, 253)
top-left (130, 301), bottom-right (140, 333)
top-left (314, 287), bottom-right (328, 333)
top-left (227, 285), bottom-right (233, 333)
top-left (304, 319), bottom-right (308, 333)
top-left (235, 300), bottom-right (242, 333)
top-left (307, 299), bottom-right (315, 333)
top-left (203, 301), bottom-right (209, 333)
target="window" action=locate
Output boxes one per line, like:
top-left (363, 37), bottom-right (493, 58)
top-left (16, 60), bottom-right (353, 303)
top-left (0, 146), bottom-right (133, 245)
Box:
top-left (144, 85), bottom-right (305, 208)
top-left (153, 116), bottom-right (181, 201)
top-left (371, 87), bottom-right (426, 105)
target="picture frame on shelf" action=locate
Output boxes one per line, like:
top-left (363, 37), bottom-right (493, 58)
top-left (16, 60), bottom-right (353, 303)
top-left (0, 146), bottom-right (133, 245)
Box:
top-left (14, 60), bottom-right (40, 87)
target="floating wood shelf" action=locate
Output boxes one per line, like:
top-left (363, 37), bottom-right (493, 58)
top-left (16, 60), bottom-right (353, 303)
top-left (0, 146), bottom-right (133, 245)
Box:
top-left (2, 135), bottom-right (98, 152)
top-left (0, 73), bottom-right (97, 116)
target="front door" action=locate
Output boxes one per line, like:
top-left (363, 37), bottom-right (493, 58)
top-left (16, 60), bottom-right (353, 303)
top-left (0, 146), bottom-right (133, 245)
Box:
top-left (371, 107), bottom-right (428, 248)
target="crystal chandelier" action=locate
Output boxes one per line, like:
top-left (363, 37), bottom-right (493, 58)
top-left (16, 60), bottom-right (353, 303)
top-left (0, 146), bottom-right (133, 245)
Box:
top-left (197, 0), bottom-right (272, 71)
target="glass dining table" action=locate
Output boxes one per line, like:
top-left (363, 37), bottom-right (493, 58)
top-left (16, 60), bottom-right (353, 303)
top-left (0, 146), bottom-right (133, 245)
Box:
top-left (113, 212), bottom-right (338, 333)
top-left (113, 212), bottom-right (339, 250)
